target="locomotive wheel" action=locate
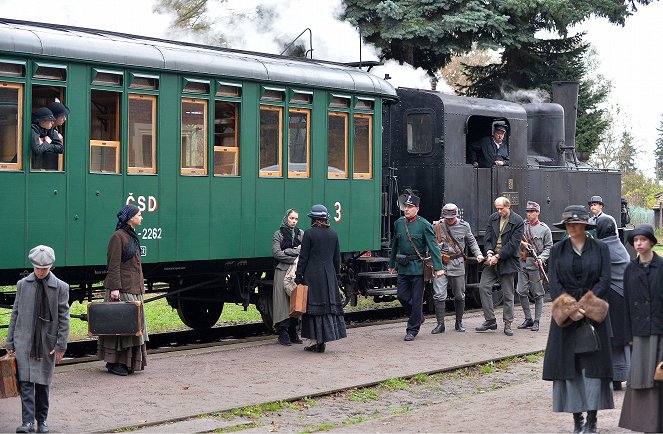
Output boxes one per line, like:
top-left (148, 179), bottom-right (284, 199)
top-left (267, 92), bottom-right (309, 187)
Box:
top-left (176, 298), bottom-right (224, 330)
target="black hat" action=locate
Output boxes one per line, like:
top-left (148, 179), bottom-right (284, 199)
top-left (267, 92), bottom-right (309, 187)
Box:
top-left (588, 195), bottom-right (604, 206)
top-left (627, 223), bottom-right (657, 245)
top-left (308, 204), bottom-right (329, 220)
top-left (403, 194), bottom-right (420, 208)
top-left (48, 102), bottom-right (70, 118)
top-left (493, 122), bottom-right (507, 132)
top-left (32, 107), bottom-right (55, 122)
top-left (553, 205), bottom-right (596, 230)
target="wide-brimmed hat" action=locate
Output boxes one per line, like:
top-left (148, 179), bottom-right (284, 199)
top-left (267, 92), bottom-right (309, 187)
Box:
top-left (553, 205), bottom-right (596, 230)
top-left (627, 223), bottom-right (657, 245)
top-left (441, 203), bottom-right (458, 218)
top-left (588, 195), bottom-right (604, 206)
top-left (28, 245), bottom-right (55, 268)
top-left (307, 204), bottom-right (329, 220)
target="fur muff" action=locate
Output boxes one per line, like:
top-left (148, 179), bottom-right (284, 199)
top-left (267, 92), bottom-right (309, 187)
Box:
top-left (552, 293), bottom-right (581, 327)
top-left (578, 290), bottom-right (609, 323)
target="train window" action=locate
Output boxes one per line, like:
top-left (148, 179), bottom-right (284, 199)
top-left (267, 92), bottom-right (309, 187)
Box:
top-left (216, 82), bottom-right (242, 98)
top-left (129, 74), bottom-right (159, 90)
top-left (406, 113), bottom-right (433, 154)
top-left (181, 98), bottom-right (208, 175)
top-left (329, 95), bottom-right (350, 108)
top-left (0, 82), bottom-right (22, 171)
top-left (31, 85), bottom-right (65, 171)
top-left (183, 79), bottom-right (210, 95)
top-left (128, 95), bottom-right (157, 174)
top-left (259, 105), bottom-right (283, 177)
top-left (327, 111), bottom-right (348, 179)
top-left (92, 69), bottom-right (123, 86)
top-left (261, 88), bottom-right (285, 102)
top-left (90, 90), bottom-right (121, 173)
top-left (288, 108), bottom-right (310, 178)
top-left (214, 101), bottom-right (239, 176)
top-left (290, 91), bottom-right (312, 104)
top-left (355, 98), bottom-right (374, 110)
top-left (0, 60), bottom-right (25, 78)
top-left (33, 63), bottom-right (66, 81)
top-left (353, 114), bottom-right (372, 179)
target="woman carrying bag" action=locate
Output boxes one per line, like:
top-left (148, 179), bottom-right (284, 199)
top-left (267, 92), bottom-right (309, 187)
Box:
top-left (542, 205), bottom-right (614, 434)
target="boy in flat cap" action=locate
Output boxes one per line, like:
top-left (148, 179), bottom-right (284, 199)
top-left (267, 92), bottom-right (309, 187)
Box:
top-left (388, 193), bottom-right (444, 341)
top-left (468, 122), bottom-right (510, 168)
top-left (6, 245), bottom-right (70, 433)
top-left (516, 201), bottom-right (552, 332)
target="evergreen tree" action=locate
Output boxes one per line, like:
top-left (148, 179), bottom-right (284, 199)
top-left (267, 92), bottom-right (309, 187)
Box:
top-left (617, 130), bottom-right (638, 173)
top-left (655, 114), bottom-right (663, 180)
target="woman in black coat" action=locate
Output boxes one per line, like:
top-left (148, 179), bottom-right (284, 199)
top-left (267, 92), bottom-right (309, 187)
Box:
top-left (294, 204), bottom-right (347, 353)
top-left (619, 224), bottom-right (663, 432)
top-left (542, 205), bottom-right (614, 433)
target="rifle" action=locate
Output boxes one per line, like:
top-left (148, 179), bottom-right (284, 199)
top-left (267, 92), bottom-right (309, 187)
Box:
top-left (522, 230), bottom-right (549, 285)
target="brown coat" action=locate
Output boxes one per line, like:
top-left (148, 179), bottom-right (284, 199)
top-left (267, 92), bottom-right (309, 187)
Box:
top-left (104, 228), bottom-right (144, 294)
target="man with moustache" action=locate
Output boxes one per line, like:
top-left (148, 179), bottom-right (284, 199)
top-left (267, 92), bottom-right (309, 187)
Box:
top-left (468, 122), bottom-right (510, 168)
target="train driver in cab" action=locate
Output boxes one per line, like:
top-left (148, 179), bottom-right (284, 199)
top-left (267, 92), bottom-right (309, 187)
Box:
top-left (469, 122), bottom-right (509, 168)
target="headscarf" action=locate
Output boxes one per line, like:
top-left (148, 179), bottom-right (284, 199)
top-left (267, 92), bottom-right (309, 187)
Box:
top-left (596, 218), bottom-right (629, 297)
top-left (115, 204), bottom-right (141, 262)
top-left (279, 208), bottom-right (301, 250)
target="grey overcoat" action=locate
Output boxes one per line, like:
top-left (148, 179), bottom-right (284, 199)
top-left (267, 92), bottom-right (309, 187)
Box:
top-left (6, 272), bottom-right (70, 385)
top-left (272, 228), bottom-right (303, 325)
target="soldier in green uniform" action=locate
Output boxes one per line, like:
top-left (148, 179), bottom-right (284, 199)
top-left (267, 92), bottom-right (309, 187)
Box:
top-left (388, 194), bottom-right (444, 341)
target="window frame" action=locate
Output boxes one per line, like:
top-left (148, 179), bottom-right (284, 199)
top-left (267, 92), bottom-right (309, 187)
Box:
top-left (327, 110), bottom-right (349, 179)
top-left (30, 84), bottom-right (66, 172)
top-left (213, 100), bottom-right (240, 177)
top-left (258, 104), bottom-right (283, 177)
top-left (180, 97), bottom-right (208, 176)
top-left (89, 90), bottom-right (121, 174)
top-left (405, 111), bottom-right (435, 155)
top-left (352, 113), bottom-right (373, 179)
top-left (0, 81), bottom-right (23, 171)
top-left (287, 107), bottom-right (311, 178)
top-left (127, 94), bottom-right (157, 174)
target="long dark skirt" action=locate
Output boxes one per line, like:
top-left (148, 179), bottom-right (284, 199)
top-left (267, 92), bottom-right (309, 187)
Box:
top-left (301, 313), bottom-right (346, 343)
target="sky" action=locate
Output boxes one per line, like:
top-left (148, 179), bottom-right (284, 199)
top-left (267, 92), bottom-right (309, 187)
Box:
top-left (1, 0), bottom-right (661, 174)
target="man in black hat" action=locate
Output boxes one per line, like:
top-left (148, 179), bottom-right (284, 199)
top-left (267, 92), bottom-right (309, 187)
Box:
top-left (388, 194), bottom-right (444, 341)
top-left (475, 196), bottom-right (524, 336)
top-left (588, 195), bottom-right (618, 237)
top-left (468, 122), bottom-right (510, 168)
top-left (30, 107), bottom-right (63, 171)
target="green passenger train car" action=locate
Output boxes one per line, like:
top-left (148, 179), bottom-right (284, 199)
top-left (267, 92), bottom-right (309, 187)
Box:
top-left (0, 19), bottom-right (397, 328)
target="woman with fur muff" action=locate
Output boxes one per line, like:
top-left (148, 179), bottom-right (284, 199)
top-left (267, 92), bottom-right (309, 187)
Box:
top-left (619, 224), bottom-right (663, 432)
top-left (542, 205), bottom-right (614, 434)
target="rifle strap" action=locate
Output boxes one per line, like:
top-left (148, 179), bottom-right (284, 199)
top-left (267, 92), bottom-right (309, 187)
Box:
top-left (441, 221), bottom-right (466, 260)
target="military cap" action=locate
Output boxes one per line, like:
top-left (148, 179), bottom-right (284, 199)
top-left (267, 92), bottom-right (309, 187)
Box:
top-left (48, 101), bottom-right (70, 118)
top-left (588, 195), bottom-right (604, 206)
top-left (493, 122), bottom-right (507, 132)
top-left (32, 107), bottom-right (56, 122)
top-left (403, 194), bottom-right (420, 208)
top-left (553, 205), bottom-right (595, 230)
top-left (627, 223), bottom-right (657, 245)
top-left (441, 203), bottom-right (459, 218)
top-left (525, 201), bottom-right (540, 212)
top-left (28, 245), bottom-right (55, 268)
top-left (308, 204), bottom-right (329, 220)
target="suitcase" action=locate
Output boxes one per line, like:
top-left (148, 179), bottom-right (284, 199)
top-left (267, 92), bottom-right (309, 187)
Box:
top-left (0, 354), bottom-right (19, 399)
top-left (87, 301), bottom-right (143, 336)
top-left (289, 284), bottom-right (308, 317)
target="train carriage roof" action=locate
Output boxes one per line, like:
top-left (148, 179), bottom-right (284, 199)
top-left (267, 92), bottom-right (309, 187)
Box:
top-left (0, 18), bottom-right (397, 99)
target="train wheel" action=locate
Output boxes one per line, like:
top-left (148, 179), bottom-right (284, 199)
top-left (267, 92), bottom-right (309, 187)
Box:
top-left (177, 298), bottom-right (224, 330)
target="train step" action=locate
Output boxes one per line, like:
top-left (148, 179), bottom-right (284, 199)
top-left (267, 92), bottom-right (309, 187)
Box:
top-left (355, 256), bottom-right (390, 263)
top-left (366, 288), bottom-right (398, 296)
top-left (357, 271), bottom-right (397, 279)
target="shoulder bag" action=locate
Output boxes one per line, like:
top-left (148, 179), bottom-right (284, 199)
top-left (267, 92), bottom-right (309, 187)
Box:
top-left (404, 219), bottom-right (434, 282)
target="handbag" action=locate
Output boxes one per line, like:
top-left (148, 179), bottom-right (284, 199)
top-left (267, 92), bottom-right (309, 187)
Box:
top-left (574, 319), bottom-right (600, 354)
top-left (654, 362), bottom-right (663, 381)
top-left (0, 354), bottom-right (19, 399)
top-left (289, 284), bottom-right (308, 317)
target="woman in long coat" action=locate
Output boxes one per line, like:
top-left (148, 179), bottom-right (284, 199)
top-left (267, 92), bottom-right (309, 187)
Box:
top-left (619, 224), bottom-right (663, 432)
top-left (595, 217), bottom-right (631, 390)
top-left (294, 204), bottom-right (347, 353)
top-left (272, 208), bottom-right (304, 345)
top-left (542, 205), bottom-right (614, 434)
top-left (97, 204), bottom-right (149, 376)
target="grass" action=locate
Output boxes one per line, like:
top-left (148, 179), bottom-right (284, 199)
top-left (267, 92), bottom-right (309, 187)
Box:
top-left (349, 388), bottom-right (380, 402)
top-left (379, 377), bottom-right (410, 391)
top-left (213, 422), bottom-right (261, 432)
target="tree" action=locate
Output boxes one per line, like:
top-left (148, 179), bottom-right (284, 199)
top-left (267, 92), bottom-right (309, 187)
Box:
top-left (616, 130), bottom-right (638, 173)
top-left (655, 113), bottom-right (663, 180)
top-left (622, 171), bottom-right (659, 208)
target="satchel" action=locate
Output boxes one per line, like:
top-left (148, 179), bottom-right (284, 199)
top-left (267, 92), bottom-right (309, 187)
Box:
top-left (395, 254), bottom-right (409, 266)
top-left (441, 253), bottom-right (451, 265)
top-left (289, 284), bottom-right (308, 317)
top-left (654, 362), bottom-right (663, 382)
top-left (423, 256), bottom-right (434, 282)
top-left (574, 319), bottom-right (600, 354)
top-left (0, 354), bottom-right (19, 399)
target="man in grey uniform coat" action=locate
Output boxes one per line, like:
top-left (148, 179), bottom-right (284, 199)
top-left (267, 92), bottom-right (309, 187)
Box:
top-left (431, 203), bottom-right (484, 333)
top-left (5, 245), bottom-right (70, 433)
top-left (516, 201), bottom-right (552, 332)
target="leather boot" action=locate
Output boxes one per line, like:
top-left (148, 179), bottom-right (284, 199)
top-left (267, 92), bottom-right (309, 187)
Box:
top-left (288, 322), bottom-right (303, 344)
top-left (584, 411), bottom-right (597, 433)
top-left (504, 321), bottom-right (514, 336)
top-left (531, 320), bottom-right (540, 332)
top-left (454, 299), bottom-right (465, 332)
top-left (277, 327), bottom-right (291, 346)
top-left (431, 300), bottom-right (446, 334)
top-left (475, 318), bottom-right (497, 332)
top-left (572, 413), bottom-right (584, 434)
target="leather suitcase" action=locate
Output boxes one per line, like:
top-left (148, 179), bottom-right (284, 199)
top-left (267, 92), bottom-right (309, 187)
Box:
top-left (87, 301), bottom-right (143, 336)
top-left (0, 354), bottom-right (19, 399)
top-left (289, 284), bottom-right (308, 317)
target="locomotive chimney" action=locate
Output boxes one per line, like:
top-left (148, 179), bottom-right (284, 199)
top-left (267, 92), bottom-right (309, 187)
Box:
top-left (552, 81), bottom-right (580, 162)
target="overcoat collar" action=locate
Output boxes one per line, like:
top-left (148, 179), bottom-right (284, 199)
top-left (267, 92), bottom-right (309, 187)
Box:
top-left (633, 251), bottom-right (660, 287)
top-left (24, 272), bottom-right (59, 321)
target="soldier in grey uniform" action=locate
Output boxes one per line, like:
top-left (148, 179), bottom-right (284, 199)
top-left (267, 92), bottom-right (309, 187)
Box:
top-left (516, 201), bottom-right (552, 332)
top-left (431, 203), bottom-right (484, 333)
top-left (588, 195), bottom-right (618, 236)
